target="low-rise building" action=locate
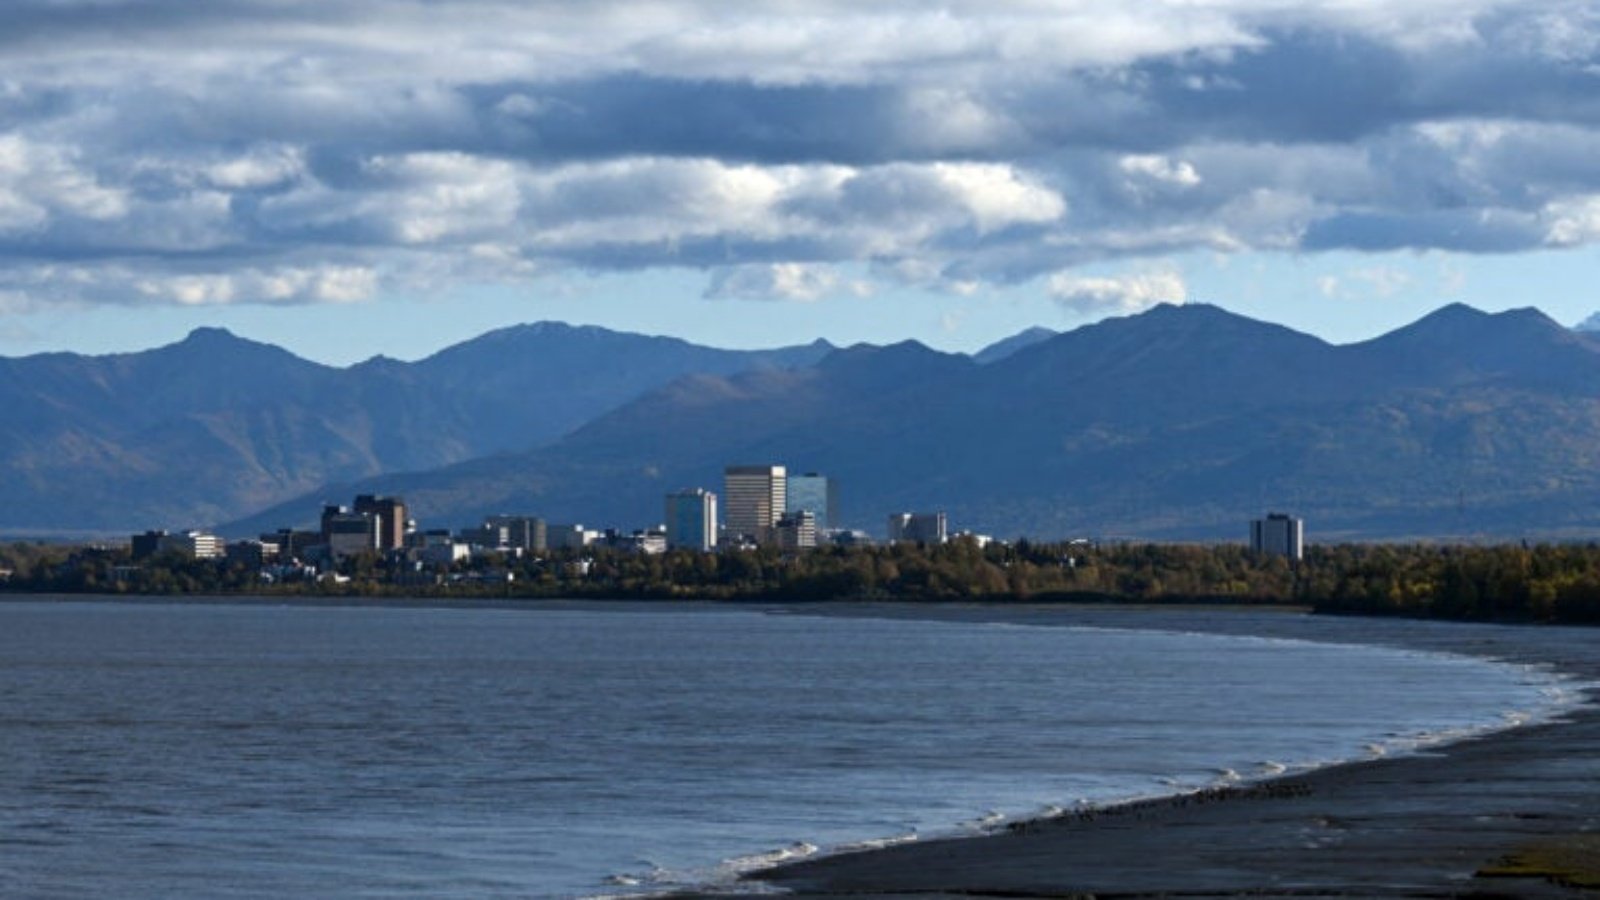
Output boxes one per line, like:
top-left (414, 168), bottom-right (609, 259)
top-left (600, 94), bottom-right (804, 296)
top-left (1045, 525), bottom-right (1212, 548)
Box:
top-left (485, 515), bottom-right (547, 551)
top-left (226, 540), bottom-right (279, 567)
top-left (159, 530), bottom-right (224, 560)
top-left (459, 523), bottom-right (509, 549)
top-left (602, 528), bottom-right (667, 555)
top-left (261, 529), bottom-right (321, 560)
top-left (547, 524), bottom-right (597, 551)
top-left (776, 510), bottom-right (817, 550)
top-left (130, 530), bottom-right (167, 560)
top-left (417, 542), bottom-right (470, 566)
top-left (887, 512), bottom-right (947, 545)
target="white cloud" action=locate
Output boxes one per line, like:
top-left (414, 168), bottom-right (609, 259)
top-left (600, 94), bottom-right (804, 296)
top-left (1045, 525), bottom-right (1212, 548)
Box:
top-left (706, 263), bottom-right (871, 302)
top-left (0, 136), bottom-right (127, 233)
top-left (1544, 195), bottom-right (1600, 246)
top-left (1119, 154), bottom-right (1202, 189)
top-left (1316, 265), bottom-right (1414, 299)
top-left (134, 266), bottom-right (377, 306)
top-left (924, 162), bottom-right (1066, 233)
top-left (1048, 269), bottom-right (1189, 315)
top-left (204, 146), bottom-right (306, 190)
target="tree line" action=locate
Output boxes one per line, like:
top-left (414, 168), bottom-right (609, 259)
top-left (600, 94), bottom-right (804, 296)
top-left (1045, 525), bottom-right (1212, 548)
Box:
top-left (3, 539), bottom-right (1600, 623)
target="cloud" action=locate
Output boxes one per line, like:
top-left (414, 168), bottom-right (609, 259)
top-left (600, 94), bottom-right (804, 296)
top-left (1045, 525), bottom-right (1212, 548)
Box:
top-left (1314, 265), bottom-right (1414, 299)
top-left (0, 261), bottom-right (378, 308)
top-left (1049, 270), bottom-right (1189, 315)
top-left (204, 146), bottom-right (306, 190)
top-left (0, 1), bottom-right (1597, 312)
top-left (0, 136), bottom-right (127, 233)
top-left (1119, 154), bottom-right (1202, 190)
top-left (1544, 194), bottom-right (1600, 246)
top-left (705, 263), bottom-right (871, 302)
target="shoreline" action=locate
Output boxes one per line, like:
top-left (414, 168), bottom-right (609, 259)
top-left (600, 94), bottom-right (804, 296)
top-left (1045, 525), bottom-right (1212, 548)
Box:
top-left (8, 596), bottom-right (1599, 895)
top-left (739, 605), bottom-right (1600, 898)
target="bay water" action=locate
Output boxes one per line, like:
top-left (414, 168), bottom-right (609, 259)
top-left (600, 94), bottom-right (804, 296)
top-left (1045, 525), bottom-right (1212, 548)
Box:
top-left (0, 600), bottom-right (1577, 898)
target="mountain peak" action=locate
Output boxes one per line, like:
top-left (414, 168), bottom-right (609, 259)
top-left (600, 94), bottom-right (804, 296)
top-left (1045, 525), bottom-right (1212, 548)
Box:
top-left (1378, 303), bottom-right (1565, 345)
top-left (815, 339), bottom-right (970, 385)
top-left (1350, 302), bottom-right (1595, 388)
top-left (182, 326), bottom-right (242, 343)
top-left (974, 326), bottom-right (1058, 364)
top-left (167, 326), bottom-right (291, 360)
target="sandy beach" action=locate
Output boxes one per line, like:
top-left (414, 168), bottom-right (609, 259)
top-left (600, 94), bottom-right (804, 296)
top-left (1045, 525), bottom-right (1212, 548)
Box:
top-left (743, 606), bottom-right (1600, 899)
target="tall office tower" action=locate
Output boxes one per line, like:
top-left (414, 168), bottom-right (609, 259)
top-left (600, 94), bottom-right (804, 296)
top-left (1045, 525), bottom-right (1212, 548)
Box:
top-left (785, 472), bottom-right (837, 530)
top-left (665, 489), bottom-right (718, 552)
top-left (354, 494), bottom-right (408, 550)
top-left (1250, 513), bottom-right (1304, 561)
top-left (723, 465), bottom-right (787, 543)
top-left (887, 511), bottom-right (948, 545)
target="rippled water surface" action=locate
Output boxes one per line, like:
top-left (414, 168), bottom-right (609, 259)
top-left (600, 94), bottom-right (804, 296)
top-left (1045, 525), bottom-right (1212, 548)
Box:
top-left (0, 600), bottom-right (1573, 898)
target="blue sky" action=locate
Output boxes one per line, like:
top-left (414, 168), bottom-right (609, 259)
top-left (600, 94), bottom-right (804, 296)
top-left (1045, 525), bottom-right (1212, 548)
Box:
top-left (2, 1), bottom-right (1599, 364)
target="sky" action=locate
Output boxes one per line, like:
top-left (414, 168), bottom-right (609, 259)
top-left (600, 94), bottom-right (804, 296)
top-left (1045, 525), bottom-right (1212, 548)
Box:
top-left (2, 0), bottom-right (1600, 364)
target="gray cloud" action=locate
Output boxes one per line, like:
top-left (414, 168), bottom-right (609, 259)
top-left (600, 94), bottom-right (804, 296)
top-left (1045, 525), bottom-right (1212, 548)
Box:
top-left (0, 1), bottom-right (1598, 306)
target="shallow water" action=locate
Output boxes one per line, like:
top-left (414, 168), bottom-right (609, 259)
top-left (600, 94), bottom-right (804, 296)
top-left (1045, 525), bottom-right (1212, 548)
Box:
top-left (0, 600), bottom-right (1576, 898)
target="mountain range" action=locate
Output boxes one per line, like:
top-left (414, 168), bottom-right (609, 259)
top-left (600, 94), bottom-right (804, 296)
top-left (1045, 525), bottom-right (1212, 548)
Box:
top-left (219, 303), bottom-right (1600, 543)
top-left (0, 324), bottom-right (832, 533)
top-left (6, 303), bottom-right (1600, 541)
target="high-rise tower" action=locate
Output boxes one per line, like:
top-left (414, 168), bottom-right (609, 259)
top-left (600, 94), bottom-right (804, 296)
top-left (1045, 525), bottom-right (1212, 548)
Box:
top-left (784, 472), bottom-right (837, 531)
top-left (665, 488), bottom-right (718, 552)
top-left (723, 465), bottom-right (786, 544)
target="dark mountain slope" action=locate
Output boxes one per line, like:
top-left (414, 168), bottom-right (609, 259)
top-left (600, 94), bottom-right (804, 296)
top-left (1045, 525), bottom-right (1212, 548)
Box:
top-left (226, 303), bottom-right (1600, 542)
top-left (972, 326), bottom-right (1057, 364)
top-left (0, 324), bottom-right (833, 533)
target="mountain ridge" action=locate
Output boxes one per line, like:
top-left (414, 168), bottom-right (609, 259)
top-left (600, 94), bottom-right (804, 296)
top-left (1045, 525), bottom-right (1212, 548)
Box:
top-left (223, 302), bottom-right (1600, 542)
top-left (0, 322), bottom-right (838, 533)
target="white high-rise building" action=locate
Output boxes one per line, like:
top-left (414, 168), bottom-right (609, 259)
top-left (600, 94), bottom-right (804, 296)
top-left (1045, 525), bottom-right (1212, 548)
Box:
top-left (1250, 513), bottom-right (1304, 561)
top-left (723, 465), bottom-right (786, 544)
top-left (665, 488), bottom-right (718, 552)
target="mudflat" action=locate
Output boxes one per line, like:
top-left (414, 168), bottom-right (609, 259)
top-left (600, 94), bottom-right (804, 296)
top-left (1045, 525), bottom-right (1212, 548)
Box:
top-left (746, 606), bottom-right (1600, 899)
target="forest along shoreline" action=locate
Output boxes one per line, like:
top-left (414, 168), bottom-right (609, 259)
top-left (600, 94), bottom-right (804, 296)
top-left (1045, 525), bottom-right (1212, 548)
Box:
top-left (6, 540), bottom-right (1600, 624)
top-left (742, 605), bottom-right (1600, 898)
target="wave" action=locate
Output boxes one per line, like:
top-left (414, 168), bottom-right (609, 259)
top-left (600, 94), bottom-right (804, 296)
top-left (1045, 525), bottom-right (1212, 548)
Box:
top-left (722, 841), bottom-right (819, 873)
top-left (960, 810), bottom-right (1007, 832)
top-left (835, 831), bottom-right (919, 852)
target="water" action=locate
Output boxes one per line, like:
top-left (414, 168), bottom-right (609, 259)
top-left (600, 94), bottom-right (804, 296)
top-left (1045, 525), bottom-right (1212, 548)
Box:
top-left (0, 600), bottom-right (1578, 898)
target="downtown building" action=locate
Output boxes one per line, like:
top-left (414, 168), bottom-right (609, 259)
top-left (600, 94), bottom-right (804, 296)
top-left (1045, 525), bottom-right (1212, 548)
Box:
top-left (321, 504), bottom-right (379, 559)
top-left (665, 488), bottom-right (718, 552)
top-left (784, 472), bottom-right (837, 531)
top-left (775, 509), bottom-right (817, 550)
top-left (723, 465), bottom-right (786, 545)
top-left (887, 511), bottom-right (948, 545)
top-left (1250, 513), bottom-right (1304, 561)
top-left (353, 494), bottom-right (408, 551)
